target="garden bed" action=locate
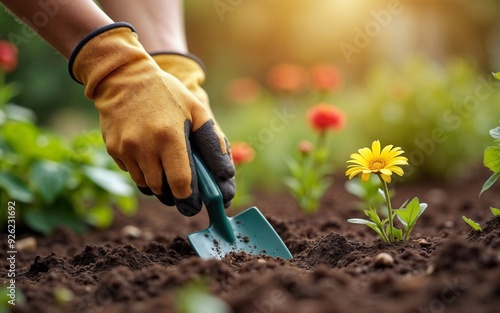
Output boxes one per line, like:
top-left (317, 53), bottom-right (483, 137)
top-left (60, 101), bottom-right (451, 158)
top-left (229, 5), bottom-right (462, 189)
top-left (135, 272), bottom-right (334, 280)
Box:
top-left (1, 165), bottom-right (500, 313)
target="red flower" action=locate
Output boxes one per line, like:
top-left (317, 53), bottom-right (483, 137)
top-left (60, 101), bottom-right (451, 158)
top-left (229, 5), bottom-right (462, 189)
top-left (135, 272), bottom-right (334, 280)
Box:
top-left (306, 103), bottom-right (347, 133)
top-left (231, 141), bottom-right (255, 165)
top-left (310, 64), bottom-right (341, 91)
top-left (267, 63), bottom-right (307, 93)
top-left (224, 77), bottom-right (261, 105)
top-left (0, 41), bottom-right (18, 73)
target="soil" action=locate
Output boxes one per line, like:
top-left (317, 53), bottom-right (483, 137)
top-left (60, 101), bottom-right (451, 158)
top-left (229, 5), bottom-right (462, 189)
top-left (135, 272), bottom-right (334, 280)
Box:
top-left (1, 164), bottom-right (500, 313)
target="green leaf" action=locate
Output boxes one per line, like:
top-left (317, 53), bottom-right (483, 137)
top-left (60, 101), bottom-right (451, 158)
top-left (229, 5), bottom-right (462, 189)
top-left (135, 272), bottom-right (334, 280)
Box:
top-left (484, 146), bottom-right (500, 173)
top-left (490, 207), bottom-right (500, 217)
top-left (462, 216), bottom-right (482, 231)
top-left (114, 195), bottom-right (138, 216)
top-left (283, 177), bottom-right (303, 194)
top-left (284, 156), bottom-right (303, 178)
top-left (396, 197), bottom-right (421, 228)
top-left (24, 205), bottom-right (87, 235)
top-left (86, 204), bottom-right (113, 229)
top-left (386, 225), bottom-right (403, 241)
top-left (493, 71), bottom-right (500, 80)
top-left (480, 172), bottom-right (500, 196)
top-left (490, 127), bottom-right (500, 139)
top-left (348, 218), bottom-right (386, 241)
top-left (175, 280), bottom-right (231, 313)
top-left (4, 103), bottom-right (36, 123)
top-left (30, 160), bottom-right (71, 204)
top-left (83, 166), bottom-right (134, 196)
top-left (0, 172), bottom-right (34, 203)
top-left (378, 188), bottom-right (386, 202)
top-left (345, 180), bottom-right (366, 198)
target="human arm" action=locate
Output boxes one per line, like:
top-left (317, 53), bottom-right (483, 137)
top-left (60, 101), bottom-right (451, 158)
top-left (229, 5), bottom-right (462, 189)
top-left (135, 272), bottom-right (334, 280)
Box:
top-left (0, 0), bottom-right (112, 58)
top-left (0, 0), bottom-right (236, 215)
top-left (99, 0), bottom-right (187, 54)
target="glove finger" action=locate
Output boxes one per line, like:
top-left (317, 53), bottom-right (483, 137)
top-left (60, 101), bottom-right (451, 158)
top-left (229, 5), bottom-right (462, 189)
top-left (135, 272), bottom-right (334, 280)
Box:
top-left (191, 120), bottom-right (236, 207)
top-left (137, 176), bottom-right (176, 206)
top-left (162, 120), bottom-right (202, 216)
top-left (137, 185), bottom-right (154, 196)
top-left (155, 173), bottom-right (176, 206)
top-left (219, 177), bottom-right (236, 208)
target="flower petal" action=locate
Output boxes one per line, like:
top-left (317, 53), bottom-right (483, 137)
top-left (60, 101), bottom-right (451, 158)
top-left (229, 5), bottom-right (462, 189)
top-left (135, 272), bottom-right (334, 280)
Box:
top-left (371, 140), bottom-right (381, 157)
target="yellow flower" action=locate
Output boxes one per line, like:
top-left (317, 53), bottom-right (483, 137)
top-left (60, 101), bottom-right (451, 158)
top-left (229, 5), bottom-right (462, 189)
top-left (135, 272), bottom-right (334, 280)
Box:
top-left (346, 140), bottom-right (408, 183)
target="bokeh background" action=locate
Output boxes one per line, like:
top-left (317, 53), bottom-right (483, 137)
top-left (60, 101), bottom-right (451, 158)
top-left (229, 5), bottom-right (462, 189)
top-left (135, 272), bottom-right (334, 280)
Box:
top-left (1, 0), bottom-right (500, 191)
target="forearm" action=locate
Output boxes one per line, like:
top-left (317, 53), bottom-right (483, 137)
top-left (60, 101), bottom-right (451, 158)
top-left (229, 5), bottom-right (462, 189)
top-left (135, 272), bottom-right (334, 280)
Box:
top-left (1, 0), bottom-right (113, 59)
top-left (98, 0), bottom-right (187, 54)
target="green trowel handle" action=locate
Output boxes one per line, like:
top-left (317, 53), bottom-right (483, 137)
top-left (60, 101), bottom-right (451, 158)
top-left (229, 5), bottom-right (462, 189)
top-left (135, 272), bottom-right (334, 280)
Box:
top-left (193, 152), bottom-right (236, 243)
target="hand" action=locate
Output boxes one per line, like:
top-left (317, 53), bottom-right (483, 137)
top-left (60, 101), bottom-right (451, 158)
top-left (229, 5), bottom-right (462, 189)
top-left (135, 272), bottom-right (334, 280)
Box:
top-left (69, 23), bottom-right (235, 216)
top-left (136, 53), bottom-right (235, 208)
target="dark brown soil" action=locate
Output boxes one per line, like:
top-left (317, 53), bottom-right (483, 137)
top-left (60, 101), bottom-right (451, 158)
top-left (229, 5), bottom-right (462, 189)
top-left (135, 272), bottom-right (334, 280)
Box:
top-left (1, 165), bottom-right (499, 313)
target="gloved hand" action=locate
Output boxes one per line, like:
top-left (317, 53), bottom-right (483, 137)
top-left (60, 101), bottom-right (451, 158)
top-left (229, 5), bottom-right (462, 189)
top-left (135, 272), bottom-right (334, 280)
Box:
top-left (139, 52), bottom-right (236, 208)
top-left (69, 23), bottom-right (235, 216)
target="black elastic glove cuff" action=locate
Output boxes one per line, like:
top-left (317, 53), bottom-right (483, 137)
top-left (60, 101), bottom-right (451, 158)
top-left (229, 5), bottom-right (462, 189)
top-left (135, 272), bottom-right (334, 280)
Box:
top-left (149, 51), bottom-right (207, 75)
top-left (68, 22), bottom-right (136, 83)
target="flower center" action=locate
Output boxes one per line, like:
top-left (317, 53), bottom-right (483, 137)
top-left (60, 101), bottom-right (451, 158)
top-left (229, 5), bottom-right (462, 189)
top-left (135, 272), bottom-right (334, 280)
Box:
top-left (370, 159), bottom-right (386, 171)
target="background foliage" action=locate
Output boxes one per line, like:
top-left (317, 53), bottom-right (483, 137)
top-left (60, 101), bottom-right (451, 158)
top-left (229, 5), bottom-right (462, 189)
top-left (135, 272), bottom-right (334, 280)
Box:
top-left (1, 0), bottom-right (500, 195)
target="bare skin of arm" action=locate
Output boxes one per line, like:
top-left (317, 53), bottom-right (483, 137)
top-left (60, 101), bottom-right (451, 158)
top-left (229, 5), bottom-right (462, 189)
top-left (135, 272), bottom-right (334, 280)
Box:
top-left (0, 0), bottom-right (113, 58)
top-left (98, 0), bottom-right (188, 54)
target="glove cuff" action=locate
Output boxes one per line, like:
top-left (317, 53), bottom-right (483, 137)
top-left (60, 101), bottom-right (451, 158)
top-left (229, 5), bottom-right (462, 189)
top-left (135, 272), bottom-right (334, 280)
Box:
top-left (150, 52), bottom-right (206, 74)
top-left (68, 22), bottom-right (150, 99)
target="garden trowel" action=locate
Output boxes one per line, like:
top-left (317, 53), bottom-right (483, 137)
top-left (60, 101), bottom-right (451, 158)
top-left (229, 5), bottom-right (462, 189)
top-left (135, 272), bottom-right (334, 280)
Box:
top-left (187, 152), bottom-right (293, 260)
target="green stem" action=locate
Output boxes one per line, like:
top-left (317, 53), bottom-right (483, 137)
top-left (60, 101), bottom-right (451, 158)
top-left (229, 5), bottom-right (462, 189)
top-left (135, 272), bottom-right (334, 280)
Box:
top-left (378, 175), bottom-right (394, 242)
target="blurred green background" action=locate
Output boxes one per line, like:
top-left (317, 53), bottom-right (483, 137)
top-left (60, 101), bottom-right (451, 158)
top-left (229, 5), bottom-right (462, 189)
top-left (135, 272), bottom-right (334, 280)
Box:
top-left (1, 0), bottom-right (500, 191)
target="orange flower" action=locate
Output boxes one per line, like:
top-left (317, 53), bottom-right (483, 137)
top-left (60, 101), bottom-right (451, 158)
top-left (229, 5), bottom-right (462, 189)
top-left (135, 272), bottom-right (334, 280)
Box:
top-left (267, 63), bottom-right (307, 93)
top-left (0, 41), bottom-right (18, 73)
top-left (224, 77), bottom-right (261, 105)
top-left (310, 64), bottom-right (341, 91)
top-left (231, 141), bottom-right (255, 165)
top-left (306, 103), bottom-right (346, 133)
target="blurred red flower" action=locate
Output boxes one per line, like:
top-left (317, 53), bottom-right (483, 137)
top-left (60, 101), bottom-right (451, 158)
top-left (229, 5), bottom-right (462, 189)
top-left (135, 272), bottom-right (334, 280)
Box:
top-left (267, 63), bottom-right (307, 93)
top-left (224, 77), bottom-right (262, 105)
top-left (0, 41), bottom-right (18, 73)
top-left (298, 140), bottom-right (313, 155)
top-left (309, 64), bottom-right (341, 91)
top-left (306, 103), bottom-right (346, 133)
top-left (231, 141), bottom-right (255, 165)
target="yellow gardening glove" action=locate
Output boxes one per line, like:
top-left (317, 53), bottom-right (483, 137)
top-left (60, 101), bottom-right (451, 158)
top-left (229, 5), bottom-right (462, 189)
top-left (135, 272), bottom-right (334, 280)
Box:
top-left (69, 23), bottom-right (235, 216)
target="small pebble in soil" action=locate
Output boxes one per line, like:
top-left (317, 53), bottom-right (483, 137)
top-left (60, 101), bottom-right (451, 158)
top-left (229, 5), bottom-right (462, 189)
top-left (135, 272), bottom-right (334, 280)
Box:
top-left (374, 252), bottom-right (394, 268)
top-left (257, 259), bottom-right (267, 264)
top-left (443, 221), bottom-right (455, 228)
top-left (121, 225), bottom-right (142, 239)
top-left (16, 237), bottom-right (37, 252)
top-left (416, 239), bottom-right (431, 247)
top-left (142, 231), bottom-right (154, 241)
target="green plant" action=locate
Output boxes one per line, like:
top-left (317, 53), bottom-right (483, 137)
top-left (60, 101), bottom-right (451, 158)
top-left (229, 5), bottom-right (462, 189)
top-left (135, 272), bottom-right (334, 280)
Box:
top-left (345, 175), bottom-right (393, 215)
top-left (0, 285), bottom-right (25, 311)
top-left (284, 103), bottom-right (346, 213)
top-left (0, 47), bottom-right (137, 234)
top-left (462, 207), bottom-right (500, 232)
top-left (175, 279), bottom-right (230, 313)
top-left (346, 140), bottom-right (428, 242)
